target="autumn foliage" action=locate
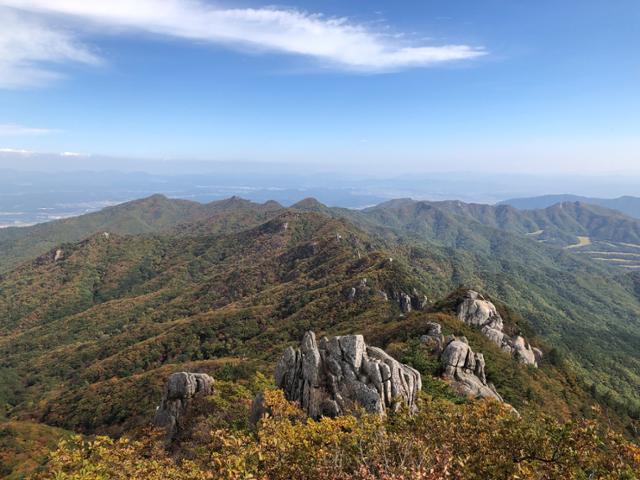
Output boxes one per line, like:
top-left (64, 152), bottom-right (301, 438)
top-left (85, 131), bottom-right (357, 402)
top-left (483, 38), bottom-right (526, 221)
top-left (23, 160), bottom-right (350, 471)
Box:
top-left (42, 390), bottom-right (639, 480)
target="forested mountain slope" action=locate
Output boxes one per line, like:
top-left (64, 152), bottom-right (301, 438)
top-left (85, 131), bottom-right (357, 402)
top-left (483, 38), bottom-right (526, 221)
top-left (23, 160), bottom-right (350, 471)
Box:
top-left (0, 201), bottom-right (638, 429)
top-left (0, 195), bottom-right (282, 273)
top-left (501, 194), bottom-right (640, 219)
top-left (1, 196), bottom-right (640, 477)
top-left (343, 198), bottom-right (640, 268)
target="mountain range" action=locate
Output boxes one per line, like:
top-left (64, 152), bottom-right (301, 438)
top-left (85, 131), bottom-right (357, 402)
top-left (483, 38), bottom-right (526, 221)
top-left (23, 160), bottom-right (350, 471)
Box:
top-left (501, 194), bottom-right (640, 219)
top-left (1, 194), bottom-right (639, 477)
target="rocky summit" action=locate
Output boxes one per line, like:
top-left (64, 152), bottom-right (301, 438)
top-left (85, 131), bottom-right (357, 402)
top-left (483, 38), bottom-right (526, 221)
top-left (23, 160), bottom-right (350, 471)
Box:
top-left (274, 331), bottom-right (421, 418)
top-left (457, 290), bottom-right (541, 367)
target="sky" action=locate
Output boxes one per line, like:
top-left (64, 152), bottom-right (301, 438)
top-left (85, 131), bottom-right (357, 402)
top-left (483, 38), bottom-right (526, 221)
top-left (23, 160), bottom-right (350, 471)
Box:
top-left (0, 0), bottom-right (639, 174)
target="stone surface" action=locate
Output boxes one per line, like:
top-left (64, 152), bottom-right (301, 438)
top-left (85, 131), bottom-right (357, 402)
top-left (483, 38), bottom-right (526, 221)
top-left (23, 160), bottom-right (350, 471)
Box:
top-left (457, 290), bottom-right (540, 367)
top-left (153, 372), bottom-right (214, 440)
top-left (274, 331), bottom-right (421, 419)
top-left (441, 338), bottom-right (503, 402)
top-left (513, 336), bottom-right (537, 366)
top-left (457, 290), bottom-right (500, 326)
top-left (421, 321), bottom-right (445, 354)
top-left (399, 293), bottom-right (413, 313)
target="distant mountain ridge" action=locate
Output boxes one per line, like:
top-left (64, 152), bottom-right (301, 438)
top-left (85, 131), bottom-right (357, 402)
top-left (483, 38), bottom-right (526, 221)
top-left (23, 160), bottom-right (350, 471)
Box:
top-left (0, 194), bottom-right (282, 272)
top-left (500, 194), bottom-right (640, 219)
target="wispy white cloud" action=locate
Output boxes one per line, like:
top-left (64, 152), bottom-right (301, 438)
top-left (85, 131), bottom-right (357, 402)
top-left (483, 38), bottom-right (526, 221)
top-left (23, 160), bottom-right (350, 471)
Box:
top-left (0, 123), bottom-right (56, 135)
top-left (0, 0), bottom-right (486, 87)
top-left (0, 8), bottom-right (100, 88)
top-left (60, 151), bottom-right (89, 157)
top-left (0, 147), bottom-right (34, 154)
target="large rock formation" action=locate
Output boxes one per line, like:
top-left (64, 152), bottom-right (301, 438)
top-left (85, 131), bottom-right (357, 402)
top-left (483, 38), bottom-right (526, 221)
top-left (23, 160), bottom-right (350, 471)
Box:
top-left (153, 372), bottom-right (214, 440)
top-left (440, 337), bottom-right (503, 402)
top-left (457, 290), bottom-right (540, 367)
top-left (275, 331), bottom-right (421, 419)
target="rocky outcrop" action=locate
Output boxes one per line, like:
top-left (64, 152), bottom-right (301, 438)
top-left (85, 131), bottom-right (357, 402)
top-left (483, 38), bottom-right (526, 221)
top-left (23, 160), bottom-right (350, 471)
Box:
top-left (420, 322), bottom-right (445, 354)
top-left (457, 290), bottom-right (501, 327)
top-left (390, 289), bottom-right (428, 314)
top-left (457, 290), bottom-right (540, 367)
top-left (153, 372), bottom-right (214, 440)
top-left (275, 331), bottom-right (421, 419)
top-left (441, 337), bottom-right (503, 402)
top-left (399, 292), bottom-right (413, 313)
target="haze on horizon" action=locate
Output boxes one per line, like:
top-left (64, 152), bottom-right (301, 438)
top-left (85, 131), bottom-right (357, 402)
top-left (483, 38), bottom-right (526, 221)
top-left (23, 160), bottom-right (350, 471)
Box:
top-left (0, 0), bottom-right (639, 176)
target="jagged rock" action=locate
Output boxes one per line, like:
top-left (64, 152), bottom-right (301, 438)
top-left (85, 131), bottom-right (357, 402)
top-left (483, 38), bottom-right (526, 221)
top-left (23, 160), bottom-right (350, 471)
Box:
top-left (457, 290), bottom-right (540, 367)
top-left (411, 289), bottom-right (429, 310)
top-left (399, 292), bottom-right (413, 313)
top-left (419, 295), bottom-right (429, 309)
top-left (457, 290), bottom-right (501, 327)
top-left (274, 331), bottom-right (421, 419)
top-left (54, 249), bottom-right (64, 262)
top-left (425, 322), bottom-right (442, 337)
top-left (378, 290), bottom-right (388, 302)
top-left (441, 338), bottom-right (503, 402)
top-left (513, 336), bottom-right (537, 366)
top-left (391, 289), bottom-right (429, 313)
top-left (481, 325), bottom-right (505, 346)
top-left (153, 372), bottom-right (214, 440)
top-left (421, 322), bottom-right (445, 354)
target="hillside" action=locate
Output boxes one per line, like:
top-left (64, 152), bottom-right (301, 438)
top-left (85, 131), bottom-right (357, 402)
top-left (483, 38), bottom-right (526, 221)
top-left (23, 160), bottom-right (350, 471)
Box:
top-left (501, 194), bottom-right (640, 219)
top-left (347, 198), bottom-right (640, 269)
top-left (0, 420), bottom-right (70, 479)
top-left (0, 195), bottom-right (282, 273)
top-left (1, 196), bottom-right (640, 477)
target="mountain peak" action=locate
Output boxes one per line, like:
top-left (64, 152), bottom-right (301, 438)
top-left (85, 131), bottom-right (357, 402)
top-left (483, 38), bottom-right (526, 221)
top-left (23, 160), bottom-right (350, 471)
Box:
top-left (291, 197), bottom-right (328, 211)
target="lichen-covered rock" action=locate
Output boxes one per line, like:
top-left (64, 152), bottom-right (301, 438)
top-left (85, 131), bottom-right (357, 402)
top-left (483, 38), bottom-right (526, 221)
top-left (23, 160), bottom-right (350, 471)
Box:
top-left (274, 331), bottom-right (421, 419)
top-left (457, 290), bottom-right (540, 367)
top-left (441, 338), bottom-right (503, 402)
top-left (153, 372), bottom-right (214, 440)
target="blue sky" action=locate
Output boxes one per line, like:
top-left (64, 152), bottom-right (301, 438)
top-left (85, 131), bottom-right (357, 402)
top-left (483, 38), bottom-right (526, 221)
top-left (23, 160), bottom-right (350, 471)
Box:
top-left (0, 0), bottom-right (638, 174)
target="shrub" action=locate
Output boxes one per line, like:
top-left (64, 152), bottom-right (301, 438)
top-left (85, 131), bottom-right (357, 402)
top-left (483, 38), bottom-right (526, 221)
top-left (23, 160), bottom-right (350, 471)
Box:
top-left (42, 391), bottom-right (640, 480)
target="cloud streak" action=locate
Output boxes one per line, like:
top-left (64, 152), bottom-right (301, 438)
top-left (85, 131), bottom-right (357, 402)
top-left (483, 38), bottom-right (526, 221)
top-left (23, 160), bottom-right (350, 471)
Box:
top-left (0, 8), bottom-right (100, 88)
top-left (0, 123), bottom-right (56, 135)
top-left (0, 0), bottom-right (486, 87)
